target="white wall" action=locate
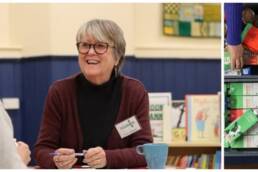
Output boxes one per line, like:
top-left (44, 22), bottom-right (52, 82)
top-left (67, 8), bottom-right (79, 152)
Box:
top-left (0, 3), bottom-right (221, 59)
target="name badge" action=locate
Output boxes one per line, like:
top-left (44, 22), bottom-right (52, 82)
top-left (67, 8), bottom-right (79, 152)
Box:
top-left (115, 116), bottom-right (141, 139)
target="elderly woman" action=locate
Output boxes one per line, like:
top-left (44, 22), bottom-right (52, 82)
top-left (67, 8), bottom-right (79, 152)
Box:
top-left (34, 19), bottom-right (153, 169)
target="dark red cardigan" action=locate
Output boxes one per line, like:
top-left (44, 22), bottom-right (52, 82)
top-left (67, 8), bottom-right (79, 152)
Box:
top-left (34, 73), bottom-right (153, 168)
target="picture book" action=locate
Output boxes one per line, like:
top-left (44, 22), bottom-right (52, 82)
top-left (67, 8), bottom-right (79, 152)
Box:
top-left (171, 100), bottom-right (186, 142)
top-left (185, 94), bottom-right (220, 143)
top-left (171, 100), bottom-right (185, 128)
top-left (148, 92), bottom-right (172, 143)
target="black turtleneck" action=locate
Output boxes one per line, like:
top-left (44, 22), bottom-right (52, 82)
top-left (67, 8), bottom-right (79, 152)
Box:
top-left (76, 71), bottom-right (122, 150)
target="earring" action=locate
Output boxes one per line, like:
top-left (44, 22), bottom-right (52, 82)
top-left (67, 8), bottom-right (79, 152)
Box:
top-left (114, 65), bottom-right (118, 77)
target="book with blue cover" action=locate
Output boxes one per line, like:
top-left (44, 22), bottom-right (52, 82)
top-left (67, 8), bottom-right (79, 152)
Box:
top-left (214, 150), bottom-right (221, 169)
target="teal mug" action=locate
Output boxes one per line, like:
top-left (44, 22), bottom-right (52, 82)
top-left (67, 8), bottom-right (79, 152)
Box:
top-left (136, 143), bottom-right (168, 169)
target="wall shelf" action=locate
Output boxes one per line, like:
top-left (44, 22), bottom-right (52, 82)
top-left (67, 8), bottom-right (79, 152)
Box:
top-left (225, 149), bottom-right (258, 169)
top-left (168, 142), bottom-right (220, 156)
top-left (169, 142), bottom-right (220, 147)
top-left (225, 148), bottom-right (258, 157)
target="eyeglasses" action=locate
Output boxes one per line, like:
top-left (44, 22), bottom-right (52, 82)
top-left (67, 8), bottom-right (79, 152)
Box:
top-left (76, 42), bottom-right (115, 55)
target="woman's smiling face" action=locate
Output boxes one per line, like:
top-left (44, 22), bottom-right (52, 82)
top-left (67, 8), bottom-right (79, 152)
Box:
top-left (78, 34), bottom-right (118, 85)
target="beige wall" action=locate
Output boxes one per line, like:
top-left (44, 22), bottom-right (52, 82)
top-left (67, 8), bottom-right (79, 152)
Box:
top-left (0, 4), bottom-right (21, 58)
top-left (0, 4), bottom-right (10, 46)
top-left (9, 4), bottom-right (51, 57)
top-left (134, 4), bottom-right (220, 58)
top-left (0, 3), bottom-right (221, 59)
top-left (49, 3), bottom-right (135, 56)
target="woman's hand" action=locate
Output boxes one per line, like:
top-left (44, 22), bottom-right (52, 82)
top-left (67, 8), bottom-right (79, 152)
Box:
top-left (16, 141), bottom-right (31, 165)
top-left (227, 44), bottom-right (244, 70)
top-left (83, 147), bottom-right (107, 168)
top-left (53, 148), bottom-right (78, 169)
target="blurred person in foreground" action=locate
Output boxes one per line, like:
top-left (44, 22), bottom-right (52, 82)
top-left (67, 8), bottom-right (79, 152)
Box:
top-left (0, 101), bottom-right (31, 168)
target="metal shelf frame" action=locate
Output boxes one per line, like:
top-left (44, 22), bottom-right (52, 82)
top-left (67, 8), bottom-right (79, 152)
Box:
top-left (225, 75), bottom-right (258, 83)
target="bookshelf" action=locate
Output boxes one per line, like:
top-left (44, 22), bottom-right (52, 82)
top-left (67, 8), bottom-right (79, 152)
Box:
top-left (224, 75), bottom-right (258, 169)
top-left (149, 93), bottom-right (221, 168)
top-left (168, 142), bottom-right (220, 155)
top-left (167, 141), bottom-right (220, 169)
top-left (165, 94), bottom-right (221, 169)
top-left (170, 142), bottom-right (220, 147)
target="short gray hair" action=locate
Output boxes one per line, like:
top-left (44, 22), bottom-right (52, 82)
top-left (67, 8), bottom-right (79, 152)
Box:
top-left (76, 19), bottom-right (126, 71)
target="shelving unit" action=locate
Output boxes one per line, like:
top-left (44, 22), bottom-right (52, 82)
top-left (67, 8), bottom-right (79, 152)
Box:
top-left (168, 142), bottom-right (220, 156)
top-left (225, 148), bottom-right (258, 169)
top-left (224, 75), bottom-right (258, 169)
top-left (225, 75), bottom-right (258, 83)
top-left (170, 142), bottom-right (220, 147)
top-left (166, 141), bottom-right (221, 169)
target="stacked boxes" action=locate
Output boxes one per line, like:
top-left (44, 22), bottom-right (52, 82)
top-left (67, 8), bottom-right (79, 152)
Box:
top-left (225, 82), bottom-right (258, 148)
top-left (231, 123), bottom-right (258, 148)
top-left (224, 109), bottom-right (258, 147)
top-left (228, 83), bottom-right (258, 95)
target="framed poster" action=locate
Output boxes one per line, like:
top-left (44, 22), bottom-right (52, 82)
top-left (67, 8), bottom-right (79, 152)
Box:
top-left (148, 92), bottom-right (172, 144)
top-left (163, 3), bottom-right (221, 38)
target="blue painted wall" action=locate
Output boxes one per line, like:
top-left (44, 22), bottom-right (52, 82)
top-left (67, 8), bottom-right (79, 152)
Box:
top-left (0, 59), bottom-right (22, 140)
top-left (123, 57), bottom-right (221, 99)
top-left (0, 56), bottom-right (221, 164)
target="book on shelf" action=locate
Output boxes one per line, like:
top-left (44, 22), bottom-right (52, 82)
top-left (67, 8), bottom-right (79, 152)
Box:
top-left (230, 119), bottom-right (258, 148)
top-left (177, 155), bottom-right (188, 169)
top-left (227, 83), bottom-right (258, 109)
top-left (228, 83), bottom-right (258, 96)
top-left (229, 95), bottom-right (258, 109)
top-left (171, 100), bottom-right (186, 142)
top-left (225, 81), bottom-right (258, 148)
top-left (214, 150), bottom-right (221, 169)
top-left (231, 135), bottom-right (258, 148)
top-left (185, 94), bottom-right (220, 143)
top-left (166, 151), bottom-right (221, 169)
top-left (171, 100), bottom-right (185, 128)
top-left (229, 109), bottom-right (258, 122)
top-left (225, 109), bottom-right (258, 147)
top-left (148, 92), bottom-right (172, 143)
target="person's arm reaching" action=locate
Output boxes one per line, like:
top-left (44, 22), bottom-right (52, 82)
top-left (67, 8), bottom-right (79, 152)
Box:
top-left (225, 3), bottom-right (244, 69)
